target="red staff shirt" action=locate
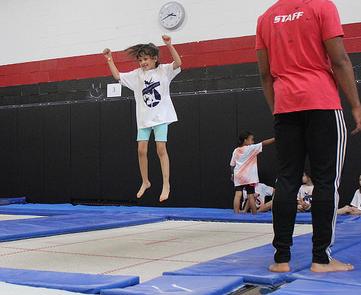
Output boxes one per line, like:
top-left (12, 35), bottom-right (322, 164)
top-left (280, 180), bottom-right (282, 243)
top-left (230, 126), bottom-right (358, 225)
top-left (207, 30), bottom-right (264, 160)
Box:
top-left (256, 0), bottom-right (344, 114)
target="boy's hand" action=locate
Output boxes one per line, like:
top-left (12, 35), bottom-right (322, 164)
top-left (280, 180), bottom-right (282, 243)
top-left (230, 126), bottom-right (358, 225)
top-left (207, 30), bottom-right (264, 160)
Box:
top-left (162, 35), bottom-right (172, 46)
top-left (103, 48), bottom-right (112, 61)
top-left (298, 198), bottom-right (310, 211)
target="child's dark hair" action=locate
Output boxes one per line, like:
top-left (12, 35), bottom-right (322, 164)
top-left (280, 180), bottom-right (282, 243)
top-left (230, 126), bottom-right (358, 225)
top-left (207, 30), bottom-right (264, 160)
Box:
top-left (303, 171), bottom-right (312, 183)
top-left (125, 43), bottom-right (160, 67)
top-left (238, 131), bottom-right (253, 146)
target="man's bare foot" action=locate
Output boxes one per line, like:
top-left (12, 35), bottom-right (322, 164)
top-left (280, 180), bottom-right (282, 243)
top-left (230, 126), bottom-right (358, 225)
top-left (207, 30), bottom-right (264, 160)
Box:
top-left (269, 263), bottom-right (290, 273)
top-left (137, 181), bottom-right (151, 198)
top-left (311, 259), bottom-right (354, 272)
top-left (159, 184), bottom-right (170, 202)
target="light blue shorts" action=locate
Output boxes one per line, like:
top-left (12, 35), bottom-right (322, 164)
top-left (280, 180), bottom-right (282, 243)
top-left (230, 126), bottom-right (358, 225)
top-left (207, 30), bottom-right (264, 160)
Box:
top-left (137, 123), bottom-right (168, 142)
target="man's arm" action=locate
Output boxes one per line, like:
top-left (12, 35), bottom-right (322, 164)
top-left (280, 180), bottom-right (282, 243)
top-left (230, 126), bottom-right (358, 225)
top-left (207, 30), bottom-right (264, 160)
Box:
top-left (257, 49), bottom-right (275, 114)
top-left (324, 37), bottom-right (361, 134)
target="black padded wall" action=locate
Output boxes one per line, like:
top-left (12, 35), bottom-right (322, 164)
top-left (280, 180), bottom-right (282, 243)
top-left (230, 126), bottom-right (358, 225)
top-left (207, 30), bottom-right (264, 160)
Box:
top-left (199, 93), bottom-right (239, 208)
top-left (0, 55), bottom-right (360, 208)
top-left (167, 95), bottom-right (202, 207)
top-left (99, 99), bottom-right (137, 203)
top-left (70, 102), bottom-right (100, 200)
top-left (0, 108), bottom-right (18, 197)
top-left (43, 105), bottom-right (71, 202)
top-left (17, 107), bottom-right (44, 201)
top-left (338, 84), bottom-right (361, 206)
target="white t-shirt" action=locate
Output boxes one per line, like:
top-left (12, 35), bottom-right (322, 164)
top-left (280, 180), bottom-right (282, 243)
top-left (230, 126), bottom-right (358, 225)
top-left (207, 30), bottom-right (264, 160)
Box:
top-left (230, 143), bottom-right (262, 186)
top-left (243, 183), bottom-right (274, 208)
top-left (297, 184), bottom-right (313, 207)
top-left (350, 189), bottom-right (361, 210)
top-left (119, 63), bottom-right (181, 129)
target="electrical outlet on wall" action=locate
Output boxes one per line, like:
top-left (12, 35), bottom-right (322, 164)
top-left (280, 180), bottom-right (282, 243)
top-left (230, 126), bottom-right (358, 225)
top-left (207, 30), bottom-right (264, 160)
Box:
top-left (107, 83), bottom-right (122, 98)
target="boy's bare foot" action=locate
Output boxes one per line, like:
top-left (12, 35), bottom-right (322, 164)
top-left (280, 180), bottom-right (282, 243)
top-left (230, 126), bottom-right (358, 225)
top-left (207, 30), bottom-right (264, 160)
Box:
top-left (269, 263), bottom-right (290, 273)
top-left (311, 259), bottom-right (354, 272)
top-left (137, 181), bottom-right (151, 198)
top-left (159, 184), bottom-right (170, 202)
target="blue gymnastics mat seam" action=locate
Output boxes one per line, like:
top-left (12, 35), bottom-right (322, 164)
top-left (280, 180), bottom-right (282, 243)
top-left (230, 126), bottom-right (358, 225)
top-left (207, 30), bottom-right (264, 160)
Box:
top-left (163, 218), bottom-right (361, 287)
top-left (0, 203), bottom-right (356, 224)
top-left (2, 203), bottom-right (361, 291)
top-left (99, 275), bottom-right (245, 295)
top-left (0, 212), bottom-right (166, 242)
top-left (0, 267), bottom-right (139, 294)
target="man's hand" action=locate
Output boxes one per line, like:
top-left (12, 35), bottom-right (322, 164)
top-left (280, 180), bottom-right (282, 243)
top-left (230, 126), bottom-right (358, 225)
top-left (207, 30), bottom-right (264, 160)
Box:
top-left (351, 105), bottom-right (361, 135)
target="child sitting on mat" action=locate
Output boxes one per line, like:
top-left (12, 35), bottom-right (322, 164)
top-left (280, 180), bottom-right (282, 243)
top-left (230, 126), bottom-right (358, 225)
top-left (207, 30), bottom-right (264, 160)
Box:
top-left (338, 174), bottom-right (361, 215)
top-left (242, 182), bottom-right (275, 213)
top-left (297, 172), bottom-right (313, 212)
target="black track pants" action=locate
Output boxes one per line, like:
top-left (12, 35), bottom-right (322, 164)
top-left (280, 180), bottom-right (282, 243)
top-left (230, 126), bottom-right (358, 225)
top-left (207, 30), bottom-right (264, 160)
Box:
top-left (272, 110), bottom-right (347, 264)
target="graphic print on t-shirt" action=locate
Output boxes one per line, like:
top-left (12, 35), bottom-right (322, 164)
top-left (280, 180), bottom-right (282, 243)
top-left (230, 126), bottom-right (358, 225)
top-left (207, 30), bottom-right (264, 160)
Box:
top-left (142, 78), bottom-right (161, 108)
top-left (303, 192), bottom-right (312, 205)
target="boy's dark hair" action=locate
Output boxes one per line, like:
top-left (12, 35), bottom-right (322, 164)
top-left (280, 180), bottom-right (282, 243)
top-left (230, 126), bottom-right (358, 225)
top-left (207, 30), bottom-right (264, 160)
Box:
top-left (238, 131), bottom-right (253, 145)
top-left (125, 43), bottom-right (160, 67)
top-left (304, 170), bottom-right (312, 179)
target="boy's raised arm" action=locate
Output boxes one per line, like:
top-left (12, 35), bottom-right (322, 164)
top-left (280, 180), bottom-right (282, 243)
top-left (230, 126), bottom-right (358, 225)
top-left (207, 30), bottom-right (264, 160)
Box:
top-left (162, 35), bottom-right (182, 69)
top-left (103, 48), bottom-right (120, 81)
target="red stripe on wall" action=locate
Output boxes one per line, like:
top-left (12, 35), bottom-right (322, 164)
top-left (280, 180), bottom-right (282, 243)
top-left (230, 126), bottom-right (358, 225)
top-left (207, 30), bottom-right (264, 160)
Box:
top-left (1, 22), bottom-right (361, 87)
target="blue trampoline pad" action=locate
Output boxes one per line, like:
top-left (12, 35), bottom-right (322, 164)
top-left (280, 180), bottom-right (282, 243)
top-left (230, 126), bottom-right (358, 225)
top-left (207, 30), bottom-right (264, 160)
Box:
top-left (164, 234), bottom-right (313, 286)
top-left (0, 203), bottom-right (356, 225)
top-left (0, 268), bottom-right (139, 294)
top-left (165, 219), bottom-right (361, 287)
top-left (272, 279), bottom-right (361, 295)
top-left (0, 204), bottom-right (123, 216)
top-left (100, 275), bottom-right (244, 295)
top-left (0, 197), bottom-right (26, 205)
top-left (0, 282), bottom-right (85, 295)
top-left (0, 212), bottom-right (165, 242)
top-left (289, 241), bottom-right (361, 287)
top-left (167, 211), bottom-right (314, 224)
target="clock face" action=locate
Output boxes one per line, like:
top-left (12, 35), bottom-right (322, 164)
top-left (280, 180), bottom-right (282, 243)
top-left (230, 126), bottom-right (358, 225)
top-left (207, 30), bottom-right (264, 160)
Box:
top-left (159, 2), bottom-right (185, 30)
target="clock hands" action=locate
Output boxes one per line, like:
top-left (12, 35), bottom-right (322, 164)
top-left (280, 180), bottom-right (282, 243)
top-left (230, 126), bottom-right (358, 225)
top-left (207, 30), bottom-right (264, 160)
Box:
top-left (161, 13), bottom-right (176, 21)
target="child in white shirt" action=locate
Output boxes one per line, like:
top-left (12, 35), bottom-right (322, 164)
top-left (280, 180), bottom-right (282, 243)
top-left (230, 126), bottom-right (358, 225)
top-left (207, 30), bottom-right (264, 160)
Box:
top-left (338, 174), bottom-right (361, 215)
top-left (242, 182), bottom-right (275, 213)
top-left (297, 172), bottom-right (313, 212)
top-left (103, 35), bottom-right (181, 202)
top-left (230, 131), bottom-right (274, 214)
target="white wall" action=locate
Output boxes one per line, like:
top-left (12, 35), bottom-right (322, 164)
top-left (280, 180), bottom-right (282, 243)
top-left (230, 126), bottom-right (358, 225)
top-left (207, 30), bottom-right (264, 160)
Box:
top-left (1, 0), bottom-right (360, 65)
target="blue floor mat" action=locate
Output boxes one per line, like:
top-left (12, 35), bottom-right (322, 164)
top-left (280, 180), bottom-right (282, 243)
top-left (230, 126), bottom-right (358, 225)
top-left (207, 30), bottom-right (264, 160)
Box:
top-left (164, 218), bottom-right (361, 287)
top-left (164, 234), bottom-right (313, 286)
top-left (100, 275), bottom-right (244, 295)
top-left (0, 203), bottom-right (356, 225)
top-left (271, 279), bottom-right (361, 295)
top-left (0, 197), bottom-right (26, 206)
top-left (0, 212), bottom-right (165, 242)
top-left (0, 267), bottom-right (139, 294)
top-left (289, 241), bottom-right (361, 287)
top-left (167, 211), bottom-right (315, 224)
top-left (0, 204), bottom-right (119, 216)
top-left (0, 203), bottom-right (360, 293)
